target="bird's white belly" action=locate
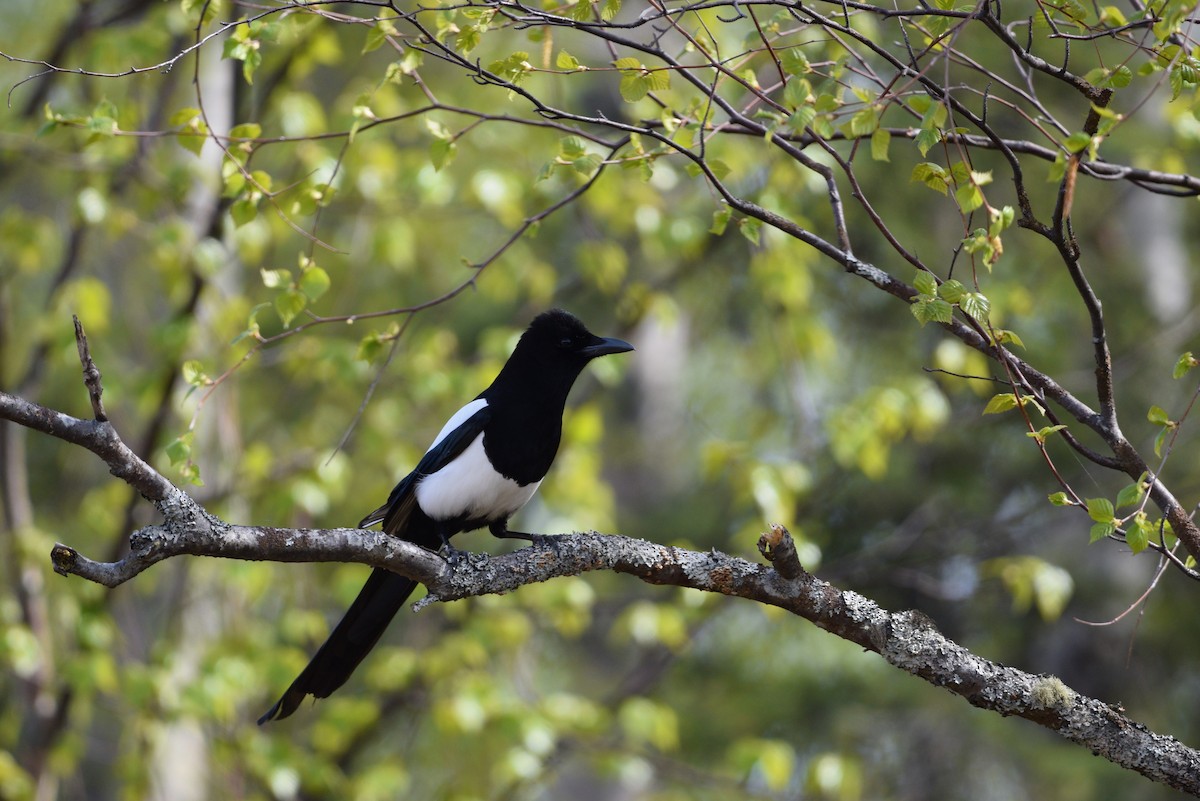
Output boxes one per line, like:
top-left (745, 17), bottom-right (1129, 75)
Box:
top-left (415, 434), bottom-right (541, 522)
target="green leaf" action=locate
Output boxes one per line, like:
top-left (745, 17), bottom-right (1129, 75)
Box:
top-left (357, 331), bottom-right (383, 363)
top-left (363, 19), bottom-right (398, 53)
top-left (1173, 351), bottom-right (1197, 379)
top-left (181, 0), bottom-right (221, 25)
top-left (176, 123), bottom-right (208, 157)
top-left (488, 51), bottom-right (532, 86)
top-left (992, 329), bottom-right (1026, 349)
top-left (260, 268), bottom-right (290, 288)
top-left (848, 107), bottom-right (878, 137)
top-left (241, 47), bottom-right (262, 85)
top-left (911, 297), bottom-right (953, 326)
top-left (708, 160), bottom-right (731, 180)
top-left (230, 196), bottom-right (259, 226)
top-left (1063, 132), bottom-right (1091, 153)
top-left (566, 0), bottom-right (593, 20)
top-left (166, 433), bottom-right (194, 466)
top-left (274, 288), bottom-right (306, 327)
top-left (1147, 405), bottom-right (1171, 426)
top-left (936, 279), bottom-right (966, 303)
top-left (988, 205), bottom-right (1015, 236)
top-left (870, 127), bottom-right (891, 161)
top-left (1154, 426), bottom-right (1170, 458)
top-left (430, 138), bottom-right (457, 171)
top-left (228, 122), bottom-right (261, 141)
top-left (181, 360), bottom-right (209, 387)
top-left (737, 217), bottom-right (762, 245)
top-left (169, 107), bottom-right (202, 126)
top-left (1108, 64), bottom-right (1133, 88)
top-left (571, 154), bottom-right (602, 175)
top-left (1099, 5), bottom-right (1127, 25)
top-left (556, 50), bottom-right (581, 70)
top-left (1086, 497), bottom-right (1114, 523)
top-left (1126, 513), bottom-right (1151, 553)
top-left (1115, 479), bottom-right (1145, 509)
top-left (1048, 491), bottom-right (1073, 506)
top-left (1027, 424), bottom-right (1067, 444)
top-left (982, 393), bottom-right (1018, 415)
top-left (249, 170), bottom-right (272, 193)
top-left (955, 182), bottom-right (984, 212)
top-left (456, 24), bottom-right (481, 55)
top-left (779, 48), bottom-right (811, 76)
top-left (1090, 521), bottom-right (1116, 543)
top-left (959, 292), bottom-right (990, 322)
top-left (709, 207), bottom-right (732, 235)
top-left (911, 162), bottom-right (948, 194)
top-left (913, 270), bottom-right (937, 297)
top-left (1169, 66), bottom-right (1185, 100)
top-left (600, 0), bottom-right (622, 20)
top-left (787, 104), bottom-right (817, 132)
top-left (299, 266), bottom-right (330, 302)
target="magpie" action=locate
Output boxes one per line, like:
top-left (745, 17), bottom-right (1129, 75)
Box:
top-left (259, 309), bottom-right (633, 723)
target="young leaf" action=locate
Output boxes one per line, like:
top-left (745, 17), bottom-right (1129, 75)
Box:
top-left (992, 329), bottom-right (1026, 349)
top-left (430, 138), bottom-right (457, 171)
top-left (260, 268), bottom-right (290, 288)
top-left (1027, 424), bottom-right (1067, 444)
top-left (1063, 132), bottom-right (1091, 153)
top-left (911, 162), bottom-right (949, 194)
top-left (982, 393), bottom-right (1018, 415)
top-left (275, 288), bottom-right (306, 327)
top-left (1126, 513), bottom-right (1151, 553)
top-left (936, 279), bottom-right (966, 303)
top-left (709, 207), bottom-right (732, 235)
top-left (1089, 521), bottom-right (1116, 543)
top-left (737, 217), bottom-right (762, 245)
top-left (181, 361), bottom-right (209, 387)
top-left (1173, 351), bottom-right (1197, 379)
top-left (1047, 491), bottom-right (1073, 506)
top-left (913, 270), bottom-right (937, 297)
top-left (959, 292), bottom-right (990, 322)
top-left (870, 127), bottom-right (890, 161)
top-left (911, 297), bottom-right (953, 326)
top-left (299, 266), bottom-right (331, 302)
top-left (357, 331), bottom-right (384, 363)
top-left (166, 433), bottom-right (193, 466)
top-left (1115, 479), bottom-right (1145, 509)
top-left (230, 196), bottom-right (259, 226)
top-left (1086, 497), bottom-right (1114, 523)
top-left (1147, 405), bottom-right (1171, 426)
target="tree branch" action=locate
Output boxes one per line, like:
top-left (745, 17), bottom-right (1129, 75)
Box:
top-left (41, 498), bottom-right (1200, 795)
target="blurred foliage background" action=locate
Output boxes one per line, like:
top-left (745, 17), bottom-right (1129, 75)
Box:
top-left (2, 0), bottom-right (1200, 799)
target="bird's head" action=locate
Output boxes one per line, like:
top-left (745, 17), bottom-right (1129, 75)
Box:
top-left (522, 309), bottom-right (634, 364)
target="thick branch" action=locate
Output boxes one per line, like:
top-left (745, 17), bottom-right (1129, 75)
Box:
top-left (47, 512), bottom-right (1200, 795)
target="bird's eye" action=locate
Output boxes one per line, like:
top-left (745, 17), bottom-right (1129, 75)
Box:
top-left (559, 336), bottom-right (574, 349)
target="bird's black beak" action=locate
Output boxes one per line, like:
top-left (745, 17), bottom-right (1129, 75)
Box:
top-left (581, 336), bottom-right (634, 359)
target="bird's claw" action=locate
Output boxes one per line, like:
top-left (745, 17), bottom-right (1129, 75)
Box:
top-left (442, 543), bottom-right (468, 566)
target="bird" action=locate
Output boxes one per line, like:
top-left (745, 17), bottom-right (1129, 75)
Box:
top-left (259, 309), bottom-right (634, 723)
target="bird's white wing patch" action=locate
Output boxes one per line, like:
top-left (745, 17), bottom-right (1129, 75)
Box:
top-left (415, 434), bottom-right (541, 522)
top-left (428, 398), bottom-right (489, 451)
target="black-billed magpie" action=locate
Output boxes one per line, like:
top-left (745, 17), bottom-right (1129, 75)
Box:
top-left (259, 309), bottom-right (633, 723)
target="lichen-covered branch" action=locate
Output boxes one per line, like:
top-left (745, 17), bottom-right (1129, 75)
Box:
top-left (42, 501), bottom-right (1200, 795)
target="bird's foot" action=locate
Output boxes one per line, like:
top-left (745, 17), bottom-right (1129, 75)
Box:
top-left (441, 542), bottom-right (469, 566)
top-left (527, 532), bottom-right (561, 550)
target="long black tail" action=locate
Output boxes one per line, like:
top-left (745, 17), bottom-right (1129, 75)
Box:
top-left (258, 568), bottom-right (419, 724)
